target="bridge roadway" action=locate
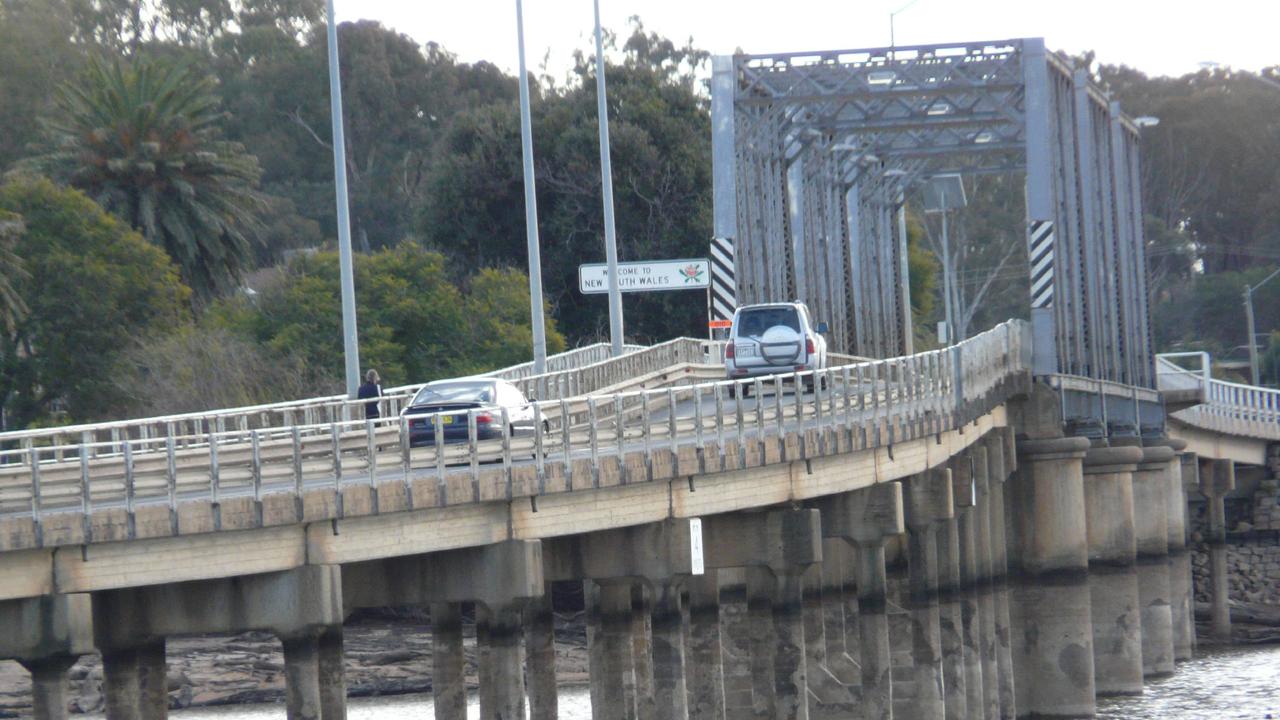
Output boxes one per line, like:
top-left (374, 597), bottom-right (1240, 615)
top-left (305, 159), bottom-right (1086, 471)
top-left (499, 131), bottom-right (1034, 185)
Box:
top-left (0, 319), bottom-right (1267, 720)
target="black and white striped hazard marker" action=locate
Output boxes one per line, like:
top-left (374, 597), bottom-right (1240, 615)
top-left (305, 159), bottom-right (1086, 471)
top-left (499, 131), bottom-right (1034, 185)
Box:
top-left (1028, 220), bottom-right (1054, 309)
top-left (710, 237), bottom-right (737, 321)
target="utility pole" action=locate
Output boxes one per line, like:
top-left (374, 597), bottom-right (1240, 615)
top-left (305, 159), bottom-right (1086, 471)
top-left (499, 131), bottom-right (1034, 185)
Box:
top-left (325, 0), bottom-right (361, 398)
top-left (593, 0), bottom-right (625, 357)
top-left (515, 0), bottom-right (548, 374)
top-left (1244, 265), bottom-right (1280, 385)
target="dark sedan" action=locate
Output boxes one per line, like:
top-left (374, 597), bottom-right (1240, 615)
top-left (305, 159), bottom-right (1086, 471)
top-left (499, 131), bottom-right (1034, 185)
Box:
top-left (402, 378), bottom-right (538, 448)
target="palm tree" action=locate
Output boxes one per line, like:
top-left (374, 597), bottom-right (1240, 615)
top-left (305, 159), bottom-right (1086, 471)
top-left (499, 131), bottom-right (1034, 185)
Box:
top-left (27, 57), bottom-right (265, 301)
top-left (0, 213), bottom-right (28, 332)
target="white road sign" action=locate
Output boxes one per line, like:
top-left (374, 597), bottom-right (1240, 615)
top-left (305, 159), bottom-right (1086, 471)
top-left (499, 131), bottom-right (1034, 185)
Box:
top-left (579, 259), bottom-right (710, 294)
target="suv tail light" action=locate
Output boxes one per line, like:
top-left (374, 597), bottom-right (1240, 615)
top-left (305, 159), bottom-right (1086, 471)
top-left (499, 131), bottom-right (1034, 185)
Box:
top-left (726, 343), bottom-right (735, 359)
top-left (805, 335), bottom-right (815, 354)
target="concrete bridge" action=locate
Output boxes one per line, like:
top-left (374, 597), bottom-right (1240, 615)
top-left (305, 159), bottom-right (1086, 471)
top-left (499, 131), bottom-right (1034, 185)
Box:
top-left (4, 34), bottom-right (1280, 720)
top-left (4, 319), bottom-right (1266, 720)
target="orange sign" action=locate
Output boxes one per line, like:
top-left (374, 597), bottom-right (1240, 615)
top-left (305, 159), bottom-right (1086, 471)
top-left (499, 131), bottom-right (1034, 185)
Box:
top-left (708, 319), bottom-right (732, 329)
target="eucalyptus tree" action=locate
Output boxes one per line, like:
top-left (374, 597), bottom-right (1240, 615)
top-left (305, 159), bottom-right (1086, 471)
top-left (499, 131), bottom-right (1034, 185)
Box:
top-left (27, 57), bottom-right (266, 301)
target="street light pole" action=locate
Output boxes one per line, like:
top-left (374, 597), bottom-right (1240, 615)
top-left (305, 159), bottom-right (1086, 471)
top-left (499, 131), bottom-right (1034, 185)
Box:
top-left (325, 0), bottom-right (361, 398)
top-left (593, 0), bottom-right (625, 357)
top-left (939, 188), bottom-right (954, 344)
top-left (1243, 265), bottom-right (1280, 385)
top-left (515, 0), bottom-right (548, 374)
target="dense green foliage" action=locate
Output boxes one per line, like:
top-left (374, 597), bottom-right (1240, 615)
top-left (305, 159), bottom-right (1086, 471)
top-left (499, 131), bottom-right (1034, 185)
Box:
top-left (0, 178), bottom-right (189, 427)
top-left (25, 57), bottom-right (266, 300)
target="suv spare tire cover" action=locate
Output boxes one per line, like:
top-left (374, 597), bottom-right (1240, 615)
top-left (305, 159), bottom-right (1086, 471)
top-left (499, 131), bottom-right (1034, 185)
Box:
top-left (759, 325), bottom-right (801, 365)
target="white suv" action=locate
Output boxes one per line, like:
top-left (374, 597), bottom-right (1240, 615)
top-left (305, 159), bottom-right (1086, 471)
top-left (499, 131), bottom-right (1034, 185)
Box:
top-left (725, 302), bottom-right (829, 393)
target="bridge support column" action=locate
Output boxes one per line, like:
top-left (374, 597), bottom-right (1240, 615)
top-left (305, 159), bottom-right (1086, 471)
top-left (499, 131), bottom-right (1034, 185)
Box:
top-left (633, 584), bottom-right (656, 720)
top-left (432, 603), bottom-right (466, 720)
top-left (686, 572), bottom-right (726, 720)
top-left (746, 568), bottom-right (777, 719)
top-left (1133, 445), bottom-right (1175, 677)
top-left (1082, 445), bottom-right (1144, 696)
top-left (802, 563), bottom-right (858, 719)
top-left (717, 570), bottom-right (754, 720)
top-left (1165, 446), bottom-right (1193, 662)
top-left (972, 446), bottom-right (1001, 720)
top-left (1008, 434), bottom-right (1095, 718)
top-left (591, 581), bottom-right (637, 720)
top-left (983, 429), bottom-right (1016, 719)
top-left (136, 639), bottom-right (168, 720)
top-left (1199, 458), bottom-right (1235, 642)
top-left (770, 567), bottom-right (810, 720)
top-left (2, 593), bottom-right (94, 720)
top-left (525, 586), bottom-right (558, 720)
top-left (17, 656), bottom-right (77, 720)
top-left (103, 646), bottom-right (142, 720)
top-left (937, 501), bottom-right (967, 720)
top-left (318, 627), bottom-right (347, 720)
top-left (650, 581), bottom-right (688, 720)
top-left (953, 454), bottom-right (987, 720)
top-left (903, 469), bottom-right (953, 720)
top-left (477, 603), bottom-right (527, 720)
top-left (818, 539), bottom-right (861, 690)
top-left (282, 633), bottom-right (322, 720)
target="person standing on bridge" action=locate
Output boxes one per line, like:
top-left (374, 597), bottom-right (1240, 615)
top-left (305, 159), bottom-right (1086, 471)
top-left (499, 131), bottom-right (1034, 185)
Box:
top-left (358, 369), bottom-right (383, 419)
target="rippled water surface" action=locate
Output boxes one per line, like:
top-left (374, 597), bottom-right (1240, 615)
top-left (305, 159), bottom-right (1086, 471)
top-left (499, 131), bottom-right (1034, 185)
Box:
top-left (113, 645), bottom-right (1280, 719)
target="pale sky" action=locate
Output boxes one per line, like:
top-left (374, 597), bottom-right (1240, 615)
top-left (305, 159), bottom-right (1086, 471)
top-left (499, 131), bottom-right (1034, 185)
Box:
top-left (337, 0), bottom-right (1277, 81)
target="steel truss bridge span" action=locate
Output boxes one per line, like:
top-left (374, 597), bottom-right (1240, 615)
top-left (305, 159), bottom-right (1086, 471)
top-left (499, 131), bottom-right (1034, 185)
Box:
top-left (712, 38), bottom-right (1155, 395)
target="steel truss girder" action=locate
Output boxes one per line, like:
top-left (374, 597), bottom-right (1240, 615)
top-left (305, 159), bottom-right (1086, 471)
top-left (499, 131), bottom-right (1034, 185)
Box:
top-left (713, 37), bottom-right (1156, 407)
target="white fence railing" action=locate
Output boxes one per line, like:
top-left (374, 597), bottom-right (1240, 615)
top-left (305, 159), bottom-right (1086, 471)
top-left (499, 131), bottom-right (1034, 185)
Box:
top-left (1156, 352), bottom-right (1280, 440)
top-left (0, 322), bottom-right (1032, 550)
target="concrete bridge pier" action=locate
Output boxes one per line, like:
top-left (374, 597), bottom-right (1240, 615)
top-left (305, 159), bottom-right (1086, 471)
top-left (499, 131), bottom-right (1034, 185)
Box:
top-left (1198, 458), bottom-right (1236, 641)
top-left (717, 569), bottom-right (754, 719)
top-left (800, 562), bottom-right (858, 719)
top-left (90, 564), bottom-right (346, 720)
top-left (936, 492), bottom-right (968, 720)
top-left (815, 483), bottom-right (904, 720)
top-left (1165, 446), bottom-right (1193, 663)
top-left (1132, 444), bottom-right (1176, 677)
top-left (817, 539), bottom-right (861, 691)
top-left (476, 601), bottom-right (528, 720)
top-left (0, 593), bottom-right (94, 720)
top-left (431, 602), bottom-right (467, 720)
top-left (524, 586), bottom-right (558, 720)
top-left (952, 454), bottom-right (986, 720)
top-left (983, 430), bottom-right (1017, 719)
top-left (1081, 445), bottom-right (1144, 696)
top-left (902, 468), bottom-right (954, 720)
top-left (971, 445), bottom-right (1001, 720)
top-left (1007, 429), bottom-right (1095, 718)
top-left (686, 572), bottom-right (727, 720)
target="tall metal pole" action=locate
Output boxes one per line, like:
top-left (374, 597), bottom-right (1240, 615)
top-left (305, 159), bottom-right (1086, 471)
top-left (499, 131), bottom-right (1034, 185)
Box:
top-left (515, 0), bottom-right (548, 374)
top-left (1245, 286), bottom-right (1259, 385)
top-left (593, 0), bottom-right (625, 356)
top-left (940, 190), bottom-right (954, 345)
top-left (325, 0), bottom-right (361, 398)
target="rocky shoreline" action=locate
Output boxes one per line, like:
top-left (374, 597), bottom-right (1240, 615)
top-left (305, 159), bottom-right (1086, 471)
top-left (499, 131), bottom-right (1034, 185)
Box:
top-left (0, 609), bottom-right (590, 718)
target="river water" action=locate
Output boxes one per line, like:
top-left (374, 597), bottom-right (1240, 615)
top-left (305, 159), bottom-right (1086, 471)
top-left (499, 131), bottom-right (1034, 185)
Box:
top-left (98, 644), bottom-right (1279, 720)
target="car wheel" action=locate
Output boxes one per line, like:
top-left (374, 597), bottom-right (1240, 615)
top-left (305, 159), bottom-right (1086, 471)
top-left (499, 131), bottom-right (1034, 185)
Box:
top-left (728, 384), bottom-right (737, 399)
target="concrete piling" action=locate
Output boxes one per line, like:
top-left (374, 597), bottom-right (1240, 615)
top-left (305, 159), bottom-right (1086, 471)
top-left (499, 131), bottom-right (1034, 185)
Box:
top-left (686, 572), bottom-right (726, 720)
top-left (19, 657), bottom-right (78, 720)
top-left (525, 587), bottom-right (559, 720)
top-left (282, 634), bottom-right (322, 720)
top-left (984, 431), bottom-right (1017, 720)
top-left (317, 626), bottom-right (347, 720)
top-left (953, 455), bottom-right (986, 720)
top-left (137, 640), bottom-right (168, 720)
top-left (971, 447), bottom-right (1000, 720)
top-left (1008, 434), bottom-right (1096, 718)
top-left (938, 508), bottom-right (968, 720)
top-left (1164, 445), bottom-right (1193, 663)
top-left (102, 647), bottom-right (142, 720)
top-left (1133, 445), bottom-right (1175, 678)
top-left (651, 582), bottom-right (688, 720)
top-left (1199, 458), bottom-right (1235, 642)
top-left (903, 469), bottom-right (952, 720)
top-left (431, 603), bottom-right (467, 720)
top-left (477, 604), bottom-right (526, 720)
top-left (1082, 445), bottom-right (1145, 696)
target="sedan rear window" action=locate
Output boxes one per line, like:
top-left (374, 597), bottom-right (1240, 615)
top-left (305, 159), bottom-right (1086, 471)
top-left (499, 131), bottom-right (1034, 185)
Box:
top-left (735, 307), bottom-right (801, 337)
top-left (412, 382), bottom-right (493, 405)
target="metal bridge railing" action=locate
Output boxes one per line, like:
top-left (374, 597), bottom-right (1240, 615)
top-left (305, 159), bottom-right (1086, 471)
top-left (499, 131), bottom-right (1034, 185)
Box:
top-left (1156, 352), bottom-right (1280, 440)
top-left (0, 342), bottom-right (646, 462)
top-left (0, 321), bottom-right (1032, 550)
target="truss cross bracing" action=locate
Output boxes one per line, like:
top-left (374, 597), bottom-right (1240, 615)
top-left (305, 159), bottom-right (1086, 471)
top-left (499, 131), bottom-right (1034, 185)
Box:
top-left (711, 38), bottom-right (1156, 404)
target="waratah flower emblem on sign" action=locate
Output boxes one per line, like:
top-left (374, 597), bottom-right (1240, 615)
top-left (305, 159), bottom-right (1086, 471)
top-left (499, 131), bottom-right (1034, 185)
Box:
top-left (680, 263), bottom-right (705, 284)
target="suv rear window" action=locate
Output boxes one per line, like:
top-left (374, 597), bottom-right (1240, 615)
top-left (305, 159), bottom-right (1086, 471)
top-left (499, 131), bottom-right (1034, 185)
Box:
top-left (735, 307), bottom-right (801, 337)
